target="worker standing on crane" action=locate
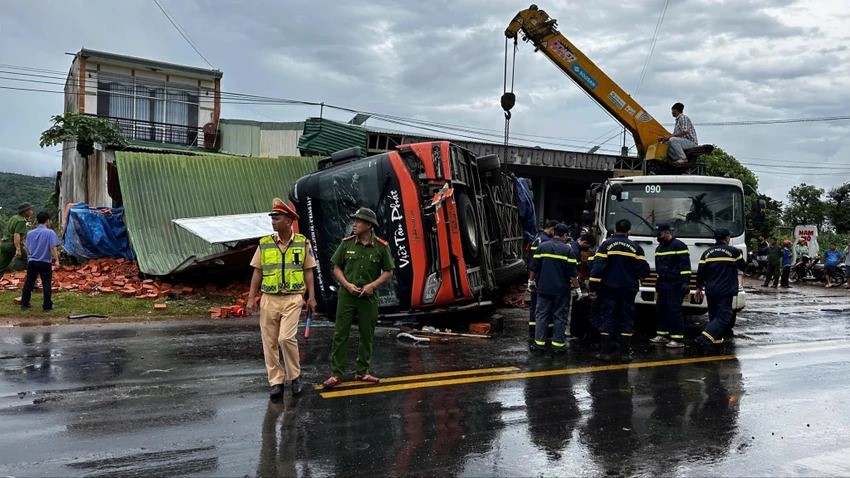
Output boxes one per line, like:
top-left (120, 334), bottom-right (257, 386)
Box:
top-left (527, 220), bottom-right (558, 344)
top-left (661, 102), bottom-right (698, 165)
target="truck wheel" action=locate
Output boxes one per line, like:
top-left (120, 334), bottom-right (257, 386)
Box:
top-left (477, 154), bottom-right (501, 173)
top-left (494, 259), bottom-right (527, 287)
top-left (456, 193), bottom-right (479, 261)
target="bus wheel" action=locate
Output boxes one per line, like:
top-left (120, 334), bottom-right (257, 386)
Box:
top-left (494, 259), bottom-right (527, 287)
top-left (456, 193), bottom-right (480, 261)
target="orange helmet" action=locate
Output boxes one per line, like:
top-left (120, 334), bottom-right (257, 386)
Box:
top-left (783, 239), bottom-right (792, 247)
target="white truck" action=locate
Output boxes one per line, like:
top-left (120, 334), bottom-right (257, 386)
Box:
top-left (584, 175), bottom-right (747, 315)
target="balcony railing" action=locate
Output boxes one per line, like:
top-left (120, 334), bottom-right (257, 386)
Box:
top-left (97, 115), bottom-right (212, 148)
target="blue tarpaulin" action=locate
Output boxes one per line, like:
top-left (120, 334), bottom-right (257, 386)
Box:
top-left (512, 174), bottom-right (537, 243)
top-left (63, 203), bottom-right (135, 260)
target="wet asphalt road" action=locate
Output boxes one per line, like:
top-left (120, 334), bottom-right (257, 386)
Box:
top-left (2, 279), bottom-right (850, 477)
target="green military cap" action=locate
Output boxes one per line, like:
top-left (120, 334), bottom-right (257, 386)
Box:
top-left (351, 207), bottom-right (379, 227)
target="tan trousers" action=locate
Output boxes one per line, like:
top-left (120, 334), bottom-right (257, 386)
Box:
top-left (259, 293), bottom-right (304, 385)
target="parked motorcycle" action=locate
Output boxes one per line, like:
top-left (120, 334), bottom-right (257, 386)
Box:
top-left (790, 256), bottom-right (846, 286)
top-left (743, 251), bottom-right (766, 278)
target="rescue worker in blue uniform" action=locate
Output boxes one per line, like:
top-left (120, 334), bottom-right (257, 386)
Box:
top-left (527, 220), bottom-right (559, 342)
top-left (528, 223), bottom-right (580, 353)
top-left (589, 219), bottom-right (650, 362)
top-left (649, 223), bottom-right (692, 349)
top-left (694, 228), bottom-right (746, 354)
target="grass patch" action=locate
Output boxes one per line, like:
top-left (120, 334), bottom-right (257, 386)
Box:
top-left (0, 290), bottom-right (229, 321)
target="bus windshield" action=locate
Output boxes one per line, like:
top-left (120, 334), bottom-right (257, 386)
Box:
top-left (312, 155), bottom-right (402, 306)
top-left (604, 183), bottom-right (744, 238)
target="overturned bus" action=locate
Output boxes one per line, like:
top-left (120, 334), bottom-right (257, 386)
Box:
top-left (289, 141), bottom-right (533, 317)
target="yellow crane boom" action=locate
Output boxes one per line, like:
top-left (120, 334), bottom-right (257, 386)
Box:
top-left (506, 4), bottom-right (671, 160)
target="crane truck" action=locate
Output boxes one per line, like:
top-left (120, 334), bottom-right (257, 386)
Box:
top-left (505, 5), bottom-right (746, 317)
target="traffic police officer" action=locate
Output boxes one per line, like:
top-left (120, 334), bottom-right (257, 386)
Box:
top-left (650, 223), bottom-right (692, 349)
top-left (323, 207), bottom-right (395, 389)
top-left (246, 198), bottom-right (317, 399)
top-left (694, 228), bottom-right (746, 354)
top-left (527, 220), bottom-right (559, 342)
top-left (528, 223), bottom-right (580, 353)
top-left (589, 219), bottom-right (650, 362)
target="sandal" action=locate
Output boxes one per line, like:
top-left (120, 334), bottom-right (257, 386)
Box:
top-left (354, 374), bottom-right (380, 384)
top-left (322, 376), bottom-right (342, 389)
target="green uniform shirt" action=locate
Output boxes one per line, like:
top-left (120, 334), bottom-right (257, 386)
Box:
top-left (1, 215), bottom-right (29, 248)
top-left (331, 233), bottom-right (395, 292)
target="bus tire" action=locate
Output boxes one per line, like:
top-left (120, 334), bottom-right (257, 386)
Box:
top-left (494, 259), bottom-right (527, 287)
top-left (456, 193), bottom-right (480, 261)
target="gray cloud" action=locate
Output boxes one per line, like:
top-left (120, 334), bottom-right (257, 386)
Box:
top-left (1, 0), bottom-right (849, 202)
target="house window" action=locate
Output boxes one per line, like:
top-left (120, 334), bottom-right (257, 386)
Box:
top-left (97, 73), bottom-right (200, 145)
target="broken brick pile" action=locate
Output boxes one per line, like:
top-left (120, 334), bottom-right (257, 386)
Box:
top-left (502, 284), bottom-right (530, 309)
top-left (1, 258), bottom-right (256, 317)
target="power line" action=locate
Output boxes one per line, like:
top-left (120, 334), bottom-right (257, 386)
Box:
top-left (634, 0), bottom-right (670, 97)
top-left (152, 0), bottom-right (215, 69)
top-left (695, 116), bottom-right (850, 126)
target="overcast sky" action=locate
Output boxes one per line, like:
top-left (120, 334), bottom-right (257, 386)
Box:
top-left (1, 0), bottom-right (849, 202)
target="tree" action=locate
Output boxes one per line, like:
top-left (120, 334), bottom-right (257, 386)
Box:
top-left (39, 113), bottom-right (127, 157)
top-left (783, 184), bottom-right (827, 229)
top-left (700, 146), bottom-right (770, 239)
top-left (701, 146), bottom-right (758, 194)
top-left (826, 183), bottom-right (850, 234)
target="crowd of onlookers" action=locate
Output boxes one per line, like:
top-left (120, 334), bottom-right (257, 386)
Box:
top-left (755, 235), bottom-right (849, 289)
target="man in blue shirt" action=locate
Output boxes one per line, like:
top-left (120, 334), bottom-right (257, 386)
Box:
top-left (20, 212), bottom-right (61, 311)
top-left (823, 243), bottom-right (843, 288)
top-left (780, 240), bottom-right (793, 288)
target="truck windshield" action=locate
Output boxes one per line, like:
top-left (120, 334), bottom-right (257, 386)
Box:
top-left (604, 183), bottom-right (744, 238)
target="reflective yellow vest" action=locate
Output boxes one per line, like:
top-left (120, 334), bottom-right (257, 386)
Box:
top-left (259, 233), bottom-right (307, 294)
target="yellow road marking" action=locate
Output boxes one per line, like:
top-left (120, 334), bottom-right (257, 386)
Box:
top-left (311, 366), bottom-right (521, 390)
top-left (320, 355), bottom-right (736, 399)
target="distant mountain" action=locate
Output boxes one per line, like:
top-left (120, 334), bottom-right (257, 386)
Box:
top-left (0, 172), bottom-right (54, 215)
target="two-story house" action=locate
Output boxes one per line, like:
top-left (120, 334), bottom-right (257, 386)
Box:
top-left (61, 48), bottom-right (222, 213)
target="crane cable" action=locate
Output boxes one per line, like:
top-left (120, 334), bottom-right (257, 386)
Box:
top-left (501, 37), bottom-right (518, 146)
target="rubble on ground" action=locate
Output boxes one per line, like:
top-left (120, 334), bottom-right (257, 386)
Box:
top-left (1, 257), bottom-right (256, 318)
top-left (502, 284), bottom-right (530, 308)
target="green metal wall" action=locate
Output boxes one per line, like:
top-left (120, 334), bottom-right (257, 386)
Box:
top-left (115, 152), bottom-right (318, 275)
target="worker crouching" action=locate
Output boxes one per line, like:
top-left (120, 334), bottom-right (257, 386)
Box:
top-left (528, 223), bottom-right (580, 354)
top-left (694, 228), bottom-right (746, 354)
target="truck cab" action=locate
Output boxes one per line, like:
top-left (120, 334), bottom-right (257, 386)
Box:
top-left (587, 175), bottom-right (747, 312)
top-left (289, 141), bottom-right (530, 316)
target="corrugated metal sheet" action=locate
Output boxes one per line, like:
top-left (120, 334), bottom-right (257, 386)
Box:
top-left (115, 152), bottom-right (318, 275)
top-left (219, 120), bottom-right (260, 157)
top-left (219, 119), bottom-right (305, 157)
top-left (260, 129), bottom-right (302, 157)
top-left (298, 117), bottom-right (367, 157)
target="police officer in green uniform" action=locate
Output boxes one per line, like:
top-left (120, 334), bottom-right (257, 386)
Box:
top-left (0, 202), bottom-right (34, 279)
top-left (322, 207), bottom-right (395, 389)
